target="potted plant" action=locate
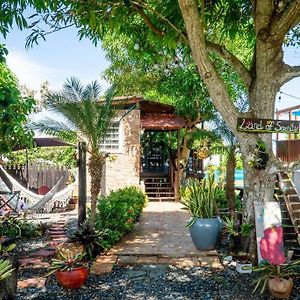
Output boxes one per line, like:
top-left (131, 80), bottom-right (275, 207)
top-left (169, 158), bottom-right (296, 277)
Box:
top-left (250, 259), bottom-right (300, 298)
top-left (180, 175), bottom-right (221, 250)
top-left (223, 217), bottom-right (253, 253)
top-left (46, 248), bottom-right (89, 289)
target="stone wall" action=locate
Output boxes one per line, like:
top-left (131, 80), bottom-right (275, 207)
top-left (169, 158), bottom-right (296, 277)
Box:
top-left (102, 109), bottom-right (141, 195)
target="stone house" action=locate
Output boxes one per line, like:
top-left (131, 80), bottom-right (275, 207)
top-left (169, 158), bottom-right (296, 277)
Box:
top-left (100, 96), bottom-right (188, 201)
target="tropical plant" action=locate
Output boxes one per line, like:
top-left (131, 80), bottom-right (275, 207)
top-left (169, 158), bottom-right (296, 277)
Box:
top-left (0, 259), bottom-right (14, 281)
top-left (70, 220), bottom-right (107, 260)
top-left (240, 222), bottom-right (254, 237)
top-left (180, 175), bottom-right (219, 226)
top-left (223, 216), bottom-right (239, 237)
top-left (46, 248), bottom-right (87, 277)
top-left (251, 259), bottom-right (300, 295)
top-left (29, 77), bottom-right (116, 225)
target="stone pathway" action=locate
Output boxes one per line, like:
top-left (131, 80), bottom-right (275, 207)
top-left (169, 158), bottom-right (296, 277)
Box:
top-left (18, 218), bottom-right (69, 290)
top-left (92, 202), bottom-right (222, 274)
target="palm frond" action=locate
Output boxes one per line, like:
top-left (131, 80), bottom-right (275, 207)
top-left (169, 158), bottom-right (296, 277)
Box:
top-left (62, 77), bottom-right (84, 102)
top-left (28, 117), bottom-right (77, 143)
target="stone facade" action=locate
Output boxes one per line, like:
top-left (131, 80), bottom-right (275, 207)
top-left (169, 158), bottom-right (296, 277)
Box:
top-left (101, 109), bottom-right (141, 195)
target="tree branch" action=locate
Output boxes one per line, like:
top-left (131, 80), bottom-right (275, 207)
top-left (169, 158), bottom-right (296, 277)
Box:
top-left (206, 41), bottom-right (252, 89)
top-left (132, 1), bottom-right (189, 44)
top-left (279, 63), bottom-right (300, 86)
top-left (178, 0), bottom-right (240, 136)
top-left (132, 3), bottom-right (164, 37)
top-left (270, 0), bottom-right (300, 43)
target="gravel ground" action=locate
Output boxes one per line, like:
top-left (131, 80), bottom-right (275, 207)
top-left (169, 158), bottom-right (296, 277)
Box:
top-left (16, 264), bottom-right (300, 300)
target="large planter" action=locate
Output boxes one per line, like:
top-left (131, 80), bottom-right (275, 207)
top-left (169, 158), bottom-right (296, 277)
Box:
top-left (188, 218), bottom-right (221, 250)
top-left (268, 277), bottom-right (293, 299)
top-left (55, 267), bottom-right (89, 289)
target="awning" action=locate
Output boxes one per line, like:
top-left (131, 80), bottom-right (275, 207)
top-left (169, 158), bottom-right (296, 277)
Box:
top-left (141, 113), bottom-right (187, 131)
top-left (13, 137), bottom-right (75, 151)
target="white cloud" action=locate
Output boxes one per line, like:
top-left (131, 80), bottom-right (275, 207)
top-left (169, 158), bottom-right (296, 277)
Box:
top-left (6, 50), bottom-right (66, 91)
top-left (6, 49), bottom-right (110, 93)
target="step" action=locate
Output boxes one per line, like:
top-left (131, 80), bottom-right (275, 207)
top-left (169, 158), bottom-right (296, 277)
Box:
top-left (146, 193), bottom-right (175, 197)
top-left (145, 186), bottom-right (174, 191)
top-left (148, 197), bottom-right (176, 201)
top-left (145, 183), bottom-right (172, 187)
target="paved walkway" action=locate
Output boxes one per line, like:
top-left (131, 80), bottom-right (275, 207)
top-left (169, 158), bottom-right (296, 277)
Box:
top-left (92, 202), bottom-right (222, 272)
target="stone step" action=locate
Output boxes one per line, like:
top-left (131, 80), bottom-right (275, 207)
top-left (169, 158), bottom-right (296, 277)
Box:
top-left (18, 277), bottom-right (46, 289)
top-left (31, 249), bottom-right (56, 258)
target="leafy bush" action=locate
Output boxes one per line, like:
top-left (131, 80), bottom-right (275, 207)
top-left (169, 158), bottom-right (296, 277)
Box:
top-left (0, 216), bottom-right (43, 239)
top-left (94, 186), bottom-right (147, 249)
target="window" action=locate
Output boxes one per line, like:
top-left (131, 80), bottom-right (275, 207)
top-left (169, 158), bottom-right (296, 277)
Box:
top-left (100, 122), bottom-right (121, 152)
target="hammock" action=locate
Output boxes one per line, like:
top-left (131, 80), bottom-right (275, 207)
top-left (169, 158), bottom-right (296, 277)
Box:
top-left (0, 165), bottom-right (76, 213)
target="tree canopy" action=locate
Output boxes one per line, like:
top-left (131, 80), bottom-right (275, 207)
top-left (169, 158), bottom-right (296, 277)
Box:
top-left (2, 1), bottom-right (300, 227)
top-left (0, 45), bottom-right (35, 154)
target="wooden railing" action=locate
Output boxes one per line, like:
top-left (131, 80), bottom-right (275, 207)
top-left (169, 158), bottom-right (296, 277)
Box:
top-left (278, 172), bottom-right (300, 245)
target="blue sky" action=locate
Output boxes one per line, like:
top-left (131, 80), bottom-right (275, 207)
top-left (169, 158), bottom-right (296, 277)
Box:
top-left (0, 25), bottom-right (299, 112)
top-left (0, 26), bottom-right (110, 91)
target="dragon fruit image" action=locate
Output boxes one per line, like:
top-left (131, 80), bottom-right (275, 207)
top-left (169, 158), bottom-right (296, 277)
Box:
top-left (259, 225), bottom-right (285, 265)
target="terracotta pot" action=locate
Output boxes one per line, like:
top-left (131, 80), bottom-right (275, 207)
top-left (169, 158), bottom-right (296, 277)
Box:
top-left (268, 277), bottom-right (293, 299)
top-left (55, 267), bottom-right (89, 289)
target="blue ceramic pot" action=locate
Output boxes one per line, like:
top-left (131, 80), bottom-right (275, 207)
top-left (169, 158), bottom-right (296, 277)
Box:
top-left (189, 218), bottom-right (222, 250)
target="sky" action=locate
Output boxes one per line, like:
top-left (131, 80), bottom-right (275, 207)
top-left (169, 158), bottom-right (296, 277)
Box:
top-left (0, 26), bottom-right (110, 92)
top-left (0, 24), bottom-right (299, 113)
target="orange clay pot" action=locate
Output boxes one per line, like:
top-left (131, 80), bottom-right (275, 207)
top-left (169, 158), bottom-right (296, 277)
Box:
top-left (55, 267), bottom-right (89, 289)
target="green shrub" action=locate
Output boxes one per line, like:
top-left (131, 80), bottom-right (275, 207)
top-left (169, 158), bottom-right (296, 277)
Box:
top-left (94, 186), bottom-right (147, 249)
top-left (0, 216), bottom-right (42, 239)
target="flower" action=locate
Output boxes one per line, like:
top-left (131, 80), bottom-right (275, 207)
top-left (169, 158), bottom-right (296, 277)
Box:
top-left (260, 225), bottom-right (285, 265)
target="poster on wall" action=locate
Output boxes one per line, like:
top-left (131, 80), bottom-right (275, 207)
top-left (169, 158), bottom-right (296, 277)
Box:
top-left (254, 202), bottom-right (285, 265)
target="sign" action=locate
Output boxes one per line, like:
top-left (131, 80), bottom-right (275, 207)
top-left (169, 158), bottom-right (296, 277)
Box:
top-left (254, 202), bottom-right (285, 264)
top-left (237, 117), bottom-right (300, 134)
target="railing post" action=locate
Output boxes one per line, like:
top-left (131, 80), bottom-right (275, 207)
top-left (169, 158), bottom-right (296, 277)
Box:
top-left (78, 141), bottom-right (87, 227)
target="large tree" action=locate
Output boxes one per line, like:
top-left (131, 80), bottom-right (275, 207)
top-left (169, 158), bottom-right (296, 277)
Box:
top-left (2, 0), bottom-right (300, 246)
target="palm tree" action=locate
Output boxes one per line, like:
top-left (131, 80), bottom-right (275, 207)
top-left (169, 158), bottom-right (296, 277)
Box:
top-left (30, 77), bottom-right (116, 225)
top-left (211, 117), bottom-right (240, 214)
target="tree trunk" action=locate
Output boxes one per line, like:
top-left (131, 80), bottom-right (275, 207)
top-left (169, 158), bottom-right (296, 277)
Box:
top-left (178, 133), bottom-right (191, 182)
top-left (88, 153), bottom-right (105, 226)
top-left (241, 150), bottom-right (277, 261)
top-left (226, 148), bottom-right (236, 214)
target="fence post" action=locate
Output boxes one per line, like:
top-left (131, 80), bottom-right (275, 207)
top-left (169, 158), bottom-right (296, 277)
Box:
top-left (78, 141), bottom-right (87, 227)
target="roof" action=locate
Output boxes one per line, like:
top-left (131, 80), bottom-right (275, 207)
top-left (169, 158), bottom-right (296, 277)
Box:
top-left (141, 113), bottom-right (187, 131)
top-left (112, 96), bottom-right (188, 130)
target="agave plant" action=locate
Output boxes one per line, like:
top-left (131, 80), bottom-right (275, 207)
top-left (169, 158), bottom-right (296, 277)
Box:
top-left (180, 174), bottom-right (219, 226)
top-left (0, 259), bottom-right (14, 281)
top-left (46, 248), bottom-right (87, 277)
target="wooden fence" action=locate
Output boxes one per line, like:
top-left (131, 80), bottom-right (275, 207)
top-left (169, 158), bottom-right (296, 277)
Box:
top-left (276, 139), bottom-right (300, 162)
top-left (4, 162), bottom-right (69, 193)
